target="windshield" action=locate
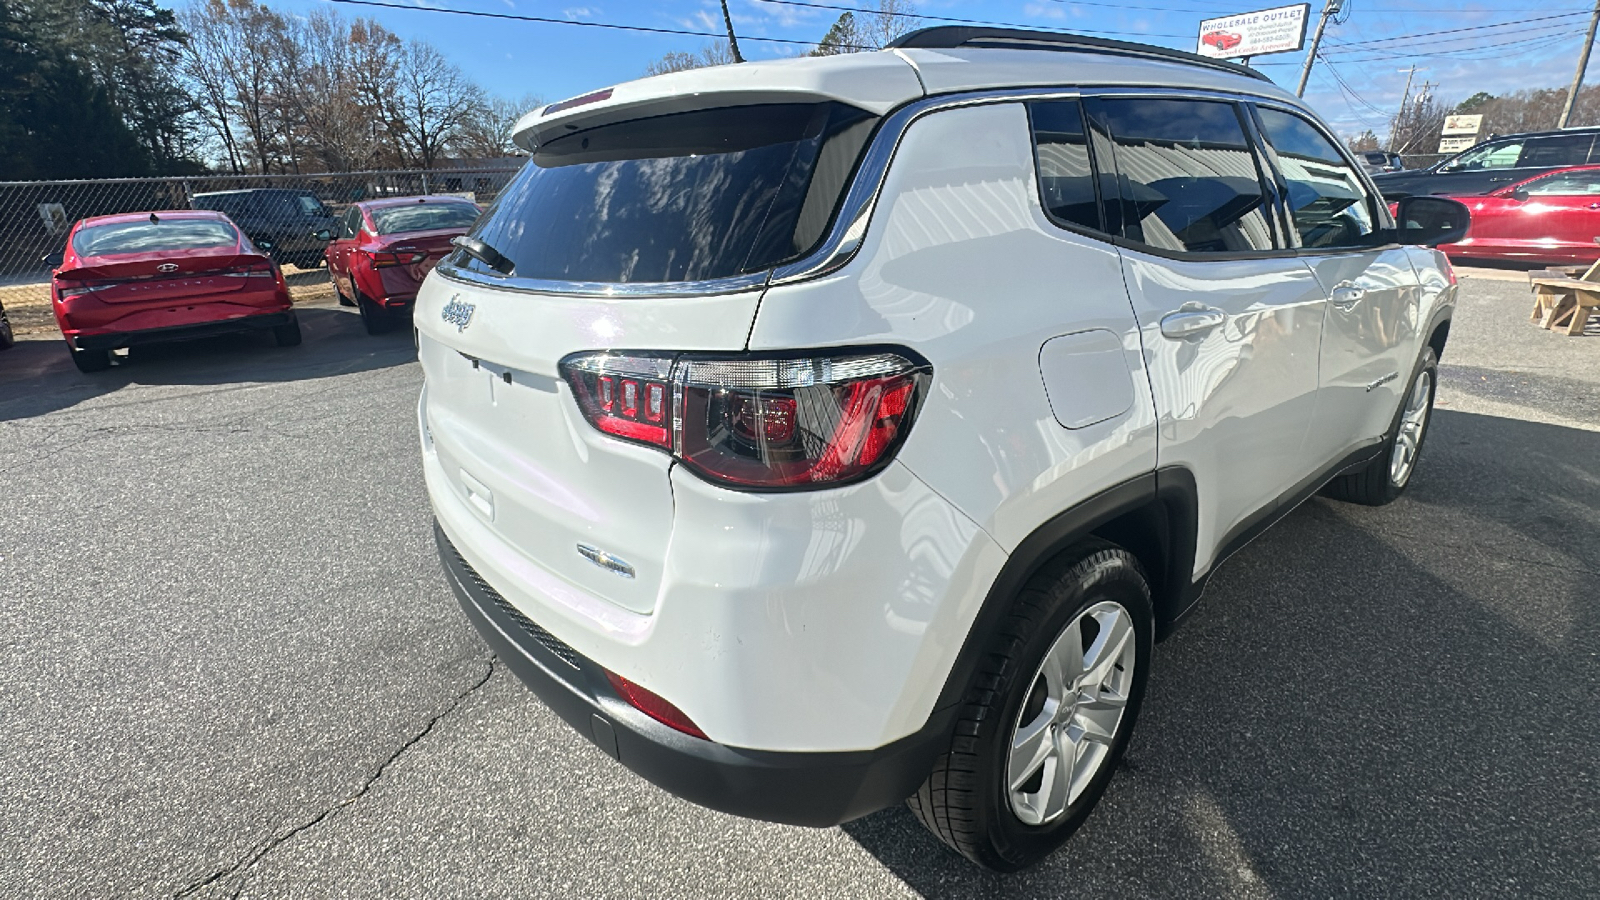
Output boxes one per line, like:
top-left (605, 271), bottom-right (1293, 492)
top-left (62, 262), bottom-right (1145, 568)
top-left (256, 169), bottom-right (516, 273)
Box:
top-left (71, 219), bottom-right (239, 256)
top-left (371, 202), bottom-right (480, 235)
top-left (452, 102), bottom-right (878, 284)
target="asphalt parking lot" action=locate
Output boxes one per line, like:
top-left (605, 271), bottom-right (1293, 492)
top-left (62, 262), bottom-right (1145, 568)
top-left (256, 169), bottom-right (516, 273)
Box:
top-left (2, 274), bottom-right (1596, 899)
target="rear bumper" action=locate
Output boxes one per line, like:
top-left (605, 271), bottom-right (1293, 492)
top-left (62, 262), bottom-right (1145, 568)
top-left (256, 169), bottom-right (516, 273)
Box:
top-left (435, 521), bottom-right (954, 827)
top-left (71, 310), bottom-right (293, 351)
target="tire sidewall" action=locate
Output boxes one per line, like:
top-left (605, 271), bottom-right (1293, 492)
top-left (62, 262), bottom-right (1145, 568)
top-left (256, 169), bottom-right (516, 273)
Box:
top-left (977, 551), bottom-right (1154, 870)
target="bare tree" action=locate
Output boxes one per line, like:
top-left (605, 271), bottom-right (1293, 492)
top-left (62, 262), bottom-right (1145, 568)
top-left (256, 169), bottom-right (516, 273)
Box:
top-left (1346, 129), bottom-right (1379, 153)
top-left (178, 0), bottom-right (288, 173)
top-left (643, 41), bottom-right (737, 77)
top-left (345, 16), bottom-right (406, 166)
top-left (454, 94), bottom-right (541, 159)
top-left (1391, 91), bottom-right (1451, 156)
top-left (391, 41), bottom-right (484, 169)
top-left (857, 0), bottom-right (920, 50)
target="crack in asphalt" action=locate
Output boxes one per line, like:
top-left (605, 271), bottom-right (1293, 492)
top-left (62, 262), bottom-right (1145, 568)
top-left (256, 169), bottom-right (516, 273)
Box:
top-left (171, 657), bottom-right (497, 900)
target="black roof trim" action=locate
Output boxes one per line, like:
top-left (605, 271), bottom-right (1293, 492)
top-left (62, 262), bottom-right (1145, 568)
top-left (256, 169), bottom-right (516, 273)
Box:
top-left (886, 26), bottom-right (1274, 84)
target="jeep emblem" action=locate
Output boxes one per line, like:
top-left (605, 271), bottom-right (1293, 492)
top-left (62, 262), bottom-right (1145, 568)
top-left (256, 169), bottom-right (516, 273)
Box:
top-left (441, 296), bottom-right (475, 332)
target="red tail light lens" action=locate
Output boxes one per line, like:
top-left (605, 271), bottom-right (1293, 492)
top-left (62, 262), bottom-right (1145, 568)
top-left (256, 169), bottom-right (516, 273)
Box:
top-left (562, 354), bottom-right (675, 449)
top-left (559, 350), bottom-right (929, 490)
top-left (605, 671), bottom-right (707, 740)
top-left (367, 250), bottom-right (428, 268)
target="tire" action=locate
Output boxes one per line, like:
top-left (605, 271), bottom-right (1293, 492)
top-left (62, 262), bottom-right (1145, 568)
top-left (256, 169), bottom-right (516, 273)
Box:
top-left (273, 314), bottom-right (302, 347)
top-left (0, 304), bottom-right (14, 350)
top-left (70, 346), bottom-right (111, 373)
top-left (357, 292), bottom-right (391, 335)
top-left (908, 541), bottom-right (1154, 872)
top-left (1322, 347), bottom-right (1437, 506)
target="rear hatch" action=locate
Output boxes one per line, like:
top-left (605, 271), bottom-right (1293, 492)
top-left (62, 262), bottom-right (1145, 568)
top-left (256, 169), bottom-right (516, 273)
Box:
top-left (417, 92), bottom-right (905, 615)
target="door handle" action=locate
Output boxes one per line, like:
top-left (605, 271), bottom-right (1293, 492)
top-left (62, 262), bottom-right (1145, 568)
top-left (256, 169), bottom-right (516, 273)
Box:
top-left (1159, 303), bottom-right (1226, 339)
top-left (1331, 284), bottom-right (1366, 311)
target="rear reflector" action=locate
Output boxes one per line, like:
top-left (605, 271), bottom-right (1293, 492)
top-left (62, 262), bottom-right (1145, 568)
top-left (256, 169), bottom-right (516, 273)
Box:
top-left (605, 671), bottom-right (707, 740)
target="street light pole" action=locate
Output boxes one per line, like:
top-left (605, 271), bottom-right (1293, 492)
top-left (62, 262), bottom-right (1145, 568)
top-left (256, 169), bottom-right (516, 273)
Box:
top-left (1296, 0), bottom-right (1344, 97)
top-left (1558, 0), bottom-right (1600, 128)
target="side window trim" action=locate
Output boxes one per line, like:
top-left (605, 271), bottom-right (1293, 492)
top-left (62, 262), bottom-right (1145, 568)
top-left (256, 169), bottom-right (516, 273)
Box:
top-left (1024, 97), bottom-right (1111, 239)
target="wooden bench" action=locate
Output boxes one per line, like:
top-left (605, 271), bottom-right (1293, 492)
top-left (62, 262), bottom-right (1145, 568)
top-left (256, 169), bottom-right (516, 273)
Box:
top-left (1527, 261), bottom-right (1600, 336)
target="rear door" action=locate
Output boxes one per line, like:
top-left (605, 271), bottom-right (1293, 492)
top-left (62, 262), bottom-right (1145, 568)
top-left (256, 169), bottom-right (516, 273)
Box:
top-left (418, 101), bottom-right (881, 615)
top-left (1087, 94), bottom-right (1327, 574)
top-left (1252, 104), bottom-right (1421, 463)
top-left (1516, 169), bottom-right (1600, 255)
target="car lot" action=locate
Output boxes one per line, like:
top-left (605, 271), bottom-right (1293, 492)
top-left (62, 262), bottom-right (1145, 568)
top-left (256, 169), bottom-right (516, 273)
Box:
top-left (1, 273), bottom-right (1596, 898)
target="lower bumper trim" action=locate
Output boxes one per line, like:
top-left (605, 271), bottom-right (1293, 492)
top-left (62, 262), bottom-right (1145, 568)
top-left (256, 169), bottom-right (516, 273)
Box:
top-left (433, 520), bottom-right (951, 828)
top-left (72, 311), bottom-right (293, 351)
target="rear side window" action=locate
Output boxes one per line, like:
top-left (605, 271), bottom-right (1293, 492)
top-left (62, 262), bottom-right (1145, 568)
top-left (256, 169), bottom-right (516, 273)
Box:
top-left (1255, 107), bottom-right (1376, 249)
top-left (1446, 140), bottom-right (1524, 171)
top-left (1517, 134), bottom-right (1596, 168)
top-left (455, 102), bottom-right (878, 284)
top-left (371, 202), bottom-right (479, 235)
top-left (1089, 97), bottom-right (1276, 254)
top-left (72, 219), bottom-right (238, 256)
top-left (1028, 101), bottom-right (1105, 233)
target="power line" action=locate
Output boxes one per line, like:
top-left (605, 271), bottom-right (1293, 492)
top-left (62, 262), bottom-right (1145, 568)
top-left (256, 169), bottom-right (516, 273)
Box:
top-left (1324, 10), bottom-right (1585, 47)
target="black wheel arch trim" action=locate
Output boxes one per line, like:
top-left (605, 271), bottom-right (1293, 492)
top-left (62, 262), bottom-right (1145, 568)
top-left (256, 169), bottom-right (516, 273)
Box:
top-left (932, 468), bottom-right (1201, 714)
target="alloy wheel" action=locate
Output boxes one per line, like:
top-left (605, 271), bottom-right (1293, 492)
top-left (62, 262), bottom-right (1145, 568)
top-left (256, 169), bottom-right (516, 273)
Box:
top-left (1006, 600), bottom-right (1136, 826)
top-left (1389, 370), bottom-right (1432, 487)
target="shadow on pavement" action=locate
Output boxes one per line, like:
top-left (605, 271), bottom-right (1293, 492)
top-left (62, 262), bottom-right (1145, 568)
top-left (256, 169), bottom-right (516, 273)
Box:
top-left (0, 306), bottom-right (413, 422)
top-left (843, 409), bottom-right (1600, 898)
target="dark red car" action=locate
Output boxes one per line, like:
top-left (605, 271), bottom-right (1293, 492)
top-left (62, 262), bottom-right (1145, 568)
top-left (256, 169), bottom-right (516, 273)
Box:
top-left (50, 211), bottom-right (298, 373)
top-left (323, 196), bottom-right (480, 334)
top-left (1438, 165), bottom-right (1600, 265)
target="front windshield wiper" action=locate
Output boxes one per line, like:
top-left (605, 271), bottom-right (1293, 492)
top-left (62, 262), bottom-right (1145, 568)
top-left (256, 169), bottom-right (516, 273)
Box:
top-left (451, 236), bottom-right (516, 276)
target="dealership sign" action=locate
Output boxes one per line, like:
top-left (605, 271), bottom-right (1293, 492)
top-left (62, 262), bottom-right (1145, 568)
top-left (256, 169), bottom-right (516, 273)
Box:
top-left (1441, 115), bottom-right (1483, 136)
top-left (1196, 4), bottom-right (1311, 59)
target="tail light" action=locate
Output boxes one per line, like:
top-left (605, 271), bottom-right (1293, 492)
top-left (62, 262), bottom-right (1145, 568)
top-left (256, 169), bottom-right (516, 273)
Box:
top-left (54, 281), bottom-right (116, 303)
top-left (560, 350), bottom-right (929, 490)
top-left (223, 262), bottom-right (277, 279)
top-left (366, 249), bottom-right (428, 268)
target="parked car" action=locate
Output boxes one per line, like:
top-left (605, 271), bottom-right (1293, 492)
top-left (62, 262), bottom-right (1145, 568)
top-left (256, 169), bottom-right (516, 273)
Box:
top-left (1434, 164), bottom-right (1600, 265)
top-left (1201, 31), bottom-right (1242, 51)
top-left (1361, 149), bottom-right (1405, 174)
top-left (0, 297), bottom-right (13, 350)
top-left (322, 196), bottom-right (480, 335)
top-left (189, 188), bottom-right (336, 270)
top-left (416, 27), bottom-right (1465, 871)
top-left (48, 210), bottom-right (299, 372)
top-left (1371, 125), bottom-right (1600, 198)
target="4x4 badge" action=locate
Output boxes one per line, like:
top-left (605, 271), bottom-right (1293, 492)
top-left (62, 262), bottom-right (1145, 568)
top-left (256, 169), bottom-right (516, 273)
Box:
top-left (441, 295), bottom-right (475, 332)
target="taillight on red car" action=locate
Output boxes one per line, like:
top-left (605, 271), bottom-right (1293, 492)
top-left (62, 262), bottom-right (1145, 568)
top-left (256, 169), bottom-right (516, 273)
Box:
top-left (559, 350), bottom-right (929, 490)
top-left (366, 250), bottom-right (428, 268)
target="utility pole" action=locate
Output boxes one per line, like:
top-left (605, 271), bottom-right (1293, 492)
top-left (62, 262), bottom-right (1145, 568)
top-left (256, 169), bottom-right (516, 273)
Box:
top-left (719, 0), bottom-right (744, 63)
top-left (1389, 65), bottom-right (1418, 150)
top-left (1558, 0), bottom-right (1600, 127)
top-left (1296, 0), bottom-right (1344, 97)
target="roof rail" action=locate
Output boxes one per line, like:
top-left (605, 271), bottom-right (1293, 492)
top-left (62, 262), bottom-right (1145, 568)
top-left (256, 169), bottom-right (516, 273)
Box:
top-left (885, 26), bottom-right (1274, 85)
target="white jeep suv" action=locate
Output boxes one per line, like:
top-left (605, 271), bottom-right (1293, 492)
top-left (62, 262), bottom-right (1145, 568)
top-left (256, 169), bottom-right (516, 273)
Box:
top-left (416, 27), bottom-right (1467, 871)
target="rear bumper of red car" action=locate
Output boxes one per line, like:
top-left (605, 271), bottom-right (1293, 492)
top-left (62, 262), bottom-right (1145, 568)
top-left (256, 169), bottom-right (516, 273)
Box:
top-left (70, 310), bottom-right (294, 351)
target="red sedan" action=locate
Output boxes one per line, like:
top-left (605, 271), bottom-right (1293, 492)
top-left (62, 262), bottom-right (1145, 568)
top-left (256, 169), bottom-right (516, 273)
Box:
top-left (1440, 165), bottom-right (1600, 266)
top-left (323, 196), bottom-right (480, 334)
top-left (50, 211), bottom-right (298, 373)
top-left (1202, 31), bottom-right (1242, 52)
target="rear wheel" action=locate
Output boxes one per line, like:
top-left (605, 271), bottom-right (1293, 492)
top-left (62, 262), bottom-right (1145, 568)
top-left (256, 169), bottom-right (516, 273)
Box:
top-left (357, 292), bottom-right (392, 335)
top-left (273, 314), bottom-right (302, 347)
top-left (70, 346), bottom-right (111, 373)
top-left (1322, 347), bottom-right (1437, 506)
top-left (0, 304), bottom-right (14, 350)
top-left (908, 541), bottom-right (1153, 871)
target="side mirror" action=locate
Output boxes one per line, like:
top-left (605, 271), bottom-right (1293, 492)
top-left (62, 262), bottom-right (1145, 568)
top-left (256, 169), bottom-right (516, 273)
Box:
top-left (312, 229), bottom-right (332, 242)
top-left (256, 239), bottom-right (275, 251)
top-left (1510, 188), bottom-right (1530, 202)
top-left (1396, 196), bottom-right (1470, 247)
top-left (42, 251), bottom-right (64, 268)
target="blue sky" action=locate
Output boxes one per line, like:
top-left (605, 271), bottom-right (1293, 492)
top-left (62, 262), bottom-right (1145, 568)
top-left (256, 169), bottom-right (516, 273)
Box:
top-left (281, 0), bottom-right (1597, 142)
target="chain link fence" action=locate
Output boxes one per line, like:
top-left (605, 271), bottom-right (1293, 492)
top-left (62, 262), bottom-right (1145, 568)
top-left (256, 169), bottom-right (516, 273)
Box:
top-left (0, 165), bottom-right (521, 337)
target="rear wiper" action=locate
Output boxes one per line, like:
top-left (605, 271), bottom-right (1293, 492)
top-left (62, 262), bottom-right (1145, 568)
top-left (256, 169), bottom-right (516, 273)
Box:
top-left (451, 236), bottom-right (515, 276)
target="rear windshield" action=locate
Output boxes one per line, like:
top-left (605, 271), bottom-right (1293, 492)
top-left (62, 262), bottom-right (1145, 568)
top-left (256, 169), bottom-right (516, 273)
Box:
top-left (452, 102), bottom-right (878, 284)
top-left (72, 219), bottom-right (239, 256)
top-left (371, 202), bottom-right (480, 235)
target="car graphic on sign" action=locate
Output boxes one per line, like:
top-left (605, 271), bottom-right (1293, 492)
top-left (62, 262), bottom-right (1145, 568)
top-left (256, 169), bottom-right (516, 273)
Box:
top-left (1202, 31), bottom-right (1243, 51)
